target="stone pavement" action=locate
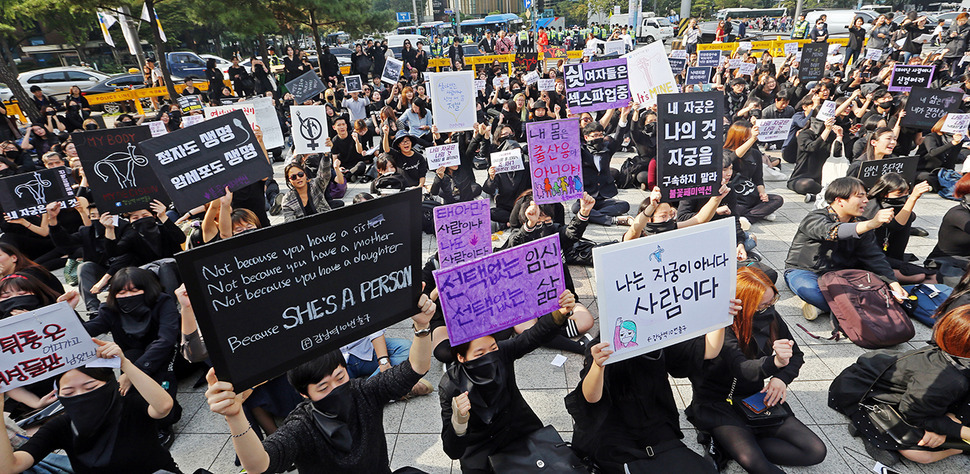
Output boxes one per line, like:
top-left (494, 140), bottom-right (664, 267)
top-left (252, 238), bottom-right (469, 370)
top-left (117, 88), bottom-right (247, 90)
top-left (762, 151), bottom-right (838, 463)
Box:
top-left (156, 147), bottom-right (970, 474)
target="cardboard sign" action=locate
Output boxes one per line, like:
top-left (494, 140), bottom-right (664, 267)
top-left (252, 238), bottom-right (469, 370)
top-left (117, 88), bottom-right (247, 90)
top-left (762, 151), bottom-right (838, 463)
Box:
top-left (564, 58), bottom-right (631, 113)
top-left (182, 115), bottom-right (205, 128)
top-left (901, 87), bottom-right (963, 130)
top-left (685, 67), bottom-right (712, 85)
top-left (942, 113), bottom-right (970, 134)
top-left (857, 156), bottom-right (919, 188)
top-left (670, 49), bottom-right (687, 59)
top-left (816, 100), bottom-right (837, 121)
top-left (290, 105), bottom-right (331, 154)
top-left (538, 79), bottom-right (556, 91)
top-left (784, 42), bottom-right (799, 56)
top-left (0, 302), bottom-right (100, 390)
top-left (604, 40), bottom-right (626, 56)
top-left (138, 109), bottom-right (272, 212)
top-left (727, 58), bottom-right (742, 69)
top-left (798, 41), bottom-right (827, 81)
top-left (527, 119), bottom-right (582, 205)
top-left (524, 71), bottom-right (540, 85)
top-left (71, 126), bottom-right (169, 213)
top-left (697, 50), bottom-right (721, 67)
top-left (657, 91), bottom-right (724, 201)
top-left (865, 48), bottom-right (883, 61)
top-left (623, 42), bottom-right (677, 107)
top-left (757, 119), bottom-right (793, 142)
top-left (248, 97), bottom-right (285, 150)
top-left (668, 57), bottom-right (687, 73)
top-left (204, 102), bottom-right (257, 127)
top-left (593, 218), bottom-right (736, 364)
top-left (176, 190), bottom-right (423, 390)
top-left (514, 52), bottom-right (540, 71)
top-left (147, 121), bottom-right (167, 137)
top-left (345, 75), bottom-right (363, 93)
top-left (492, 75), bottom-right (509, 90)
top-left (425, 143), bottom-right (461, 169)
top-left (433, 198), bottom-right (491, 269)
top-left (177, 95), bottom-right (203, 113)
top-left (0, 167), bottom-right (77, 219)
top-left (381, 58), bottom-right (404, 85)
top-left (889, 65), bottom-right (934, 92)
top-left (429, 71), bottom-right (477, 133)
top-left (434, 234), bottom-right (565, 346)
top-left (738, 62), bottom-right (756, 76)
top-left (491, 148), bottom-right (524, 173)
top-left (286, 70), bottom-right (327, 104)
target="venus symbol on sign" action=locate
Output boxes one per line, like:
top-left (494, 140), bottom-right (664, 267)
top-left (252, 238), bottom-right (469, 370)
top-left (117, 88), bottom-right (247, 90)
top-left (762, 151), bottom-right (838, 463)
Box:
top-left (296, 111), bottom-right (323, 150)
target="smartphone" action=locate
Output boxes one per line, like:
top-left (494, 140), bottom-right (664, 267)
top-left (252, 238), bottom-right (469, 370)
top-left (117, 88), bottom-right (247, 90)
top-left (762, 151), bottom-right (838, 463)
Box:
top-left (880, 467), bottom-right (900, 474)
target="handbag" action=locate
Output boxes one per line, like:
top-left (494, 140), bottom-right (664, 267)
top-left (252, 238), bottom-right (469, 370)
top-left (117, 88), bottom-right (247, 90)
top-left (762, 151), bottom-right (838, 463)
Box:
top-left (856, 348), bottom-right (930, 447)
top-left (487, 425), bottom-right (586, 473)
top-left (727, 378), bottom-right (788, 428)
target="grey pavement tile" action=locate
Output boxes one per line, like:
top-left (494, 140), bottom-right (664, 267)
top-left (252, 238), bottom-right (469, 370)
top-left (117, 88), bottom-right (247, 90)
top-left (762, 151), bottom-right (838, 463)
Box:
top-left (399, 391), bottom-right (444, 434)
top-left (383, 397), bottom-right (407, 433)
top-left (173, 393), bottom-right (205, 434)
top-left (389, 433), bottom-right (455, 474)
top-left (513, 353), bottom-right (568, 389)
top-left (787, 380), bottom-right (847, 426)
top-left (180, 399), bottom-right (232, 434)
top-left (169, 433), bottom-right (230, 473)
top-left (207, 437), bottom-right (243, 473)
top-left (521, 389), bottom-right (572, 433)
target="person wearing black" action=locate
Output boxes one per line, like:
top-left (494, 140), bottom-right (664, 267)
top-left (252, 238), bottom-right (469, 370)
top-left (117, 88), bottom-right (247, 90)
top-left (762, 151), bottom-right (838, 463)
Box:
top-left (448, 37), bottom-right (465, 70)
top-left (384, 130), bottom-right (428, 188)
top-left (429, 127), bottom-right (482, 204)
top-left (481, 124), bottom-right (529, 227)
top-left (439, 291), bottom-right (577, 473)
top-left (927, 173), bottom-right (970, 270)
top-left (401, 40), bottom-right (417, 74)
top-left (48, 200), bottom-right (115, 312)
top-left (576, 107), bottom-right (633, 225)
top-left (478, 30), bottom-right (496, 55)
top-left (916, 118), bottom-right (964, 189)
top-left (726, 122), bottom-right (784, 222)
top-left (227, 56), bottom-right (254, 97)
top-left (350, 43), bottom-right (372, 78)
top-left (179, 77), bottom-right (208, 103)
top-left (63, 86), bottom-right (91, 132)
top-left (282, 45), bottom-right (306, 83)
top-left (788, 115), bottom-right (839, 198)
top-left (329, 116), bottom-right (369, 181)
top-left (845, 16), bottom-right (867, 66)
top-left (687, 267), bottom-right (825, 473)
top-left (944, 13), bottom-right (970, 76)
top-left (320, 46), bottom-right (341, 86)
top-left (864, 174), bottom-right (934, 283)
top-left (250, 57), bottom-right (276, 96)
top-left (205, 58), bottom-right (225, 105)
top-left (901, 15), bottom-right (930, 63)
top-left (29, 86), bottom-right (61, 117)
top-left (369, 40), bottom-right (387, 82)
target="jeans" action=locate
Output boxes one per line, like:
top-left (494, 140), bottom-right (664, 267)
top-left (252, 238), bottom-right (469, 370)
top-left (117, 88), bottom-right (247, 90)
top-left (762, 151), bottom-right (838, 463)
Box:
top-left (570, 198), bottom-right (631, 225)
top-left (344, 337), bottom-right (411, 378)
top-left (784, 268), bottom-right (831, 312)
top-left (78, 261), bottom-right (107, 312)
top-left (24, 453), bottom-right (72, 474)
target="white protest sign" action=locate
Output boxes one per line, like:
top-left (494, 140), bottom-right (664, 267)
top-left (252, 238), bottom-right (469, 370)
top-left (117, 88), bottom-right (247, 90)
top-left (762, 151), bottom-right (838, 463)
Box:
top-left (728, 58), bottom-right (742, 69)
top-left (181, 114), bottom-right (205, 128)
top-left (670, 49), bottom-right (687, 59)
top-left (816, 100), bottom-right (837, 121)
top-left (828, 43), bottom-right (841, 55)
top-left (794, 52), bottom-right (802, 62)
top-left (914, 34), bottom-right (935, 44)
top-left (204, 102), bottom-right (258, 128)
top-left (623, 41), bottom-right (677, 107)
top-left (942, 113), bottom-right (970, 134)
top-left (147, 121), bottom-right (167, 137)
top-left (605, 39), bottom-right (626, 56)
top-left (538, 79), bottom-right (556, 91)
top-left (290, 105), bottom-right (330, 153)
top-left (524, 71), bottom-right (540, 85)
top-left (739, 41), bottom-right (753, 51)
top-left (492, 75), bottom-right (509, 90)
top-left (474, 79), bottom-right (486, 91)
top-left (430, 71), bottom-right (477, 133)
top-left (593, 218), bottom-right (736, 364)
top-left (784, 42), bottom-right (799, 57)
top-left (426, 143), bottom-right (462, 168)
top-left (583, 47), bottom-right (597, 57)
top-left (865, 48), bottom-right (883, 61)
top-left (738, 62), bottom-right (756, 76)
top-left (0, 302), bottom-right (99, 391)
top-left (757, 118), bottom-right (793, 142)
top-left (247, 96), bottom-right (285, 149)
top-left (491, 148), bottom-right (524, 173)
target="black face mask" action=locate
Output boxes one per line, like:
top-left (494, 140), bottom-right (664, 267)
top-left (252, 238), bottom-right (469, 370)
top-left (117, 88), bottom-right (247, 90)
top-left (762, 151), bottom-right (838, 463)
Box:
top-left (881, 195), bottom-right (909, 208)
top-left (455, 351), bottom-right (510, 424)
top-left (84, 123), bottom-right (98, 130)
top-left (0, 294), bottom-right (41, 318)
top-left (59, 377), bottom-right (123, 467)
top-left (310, 382), bottom-right (356, 452)
top-left (4, 150), bottom-right (21, 161)
top-left (116, 294), bottom-right (153, 338)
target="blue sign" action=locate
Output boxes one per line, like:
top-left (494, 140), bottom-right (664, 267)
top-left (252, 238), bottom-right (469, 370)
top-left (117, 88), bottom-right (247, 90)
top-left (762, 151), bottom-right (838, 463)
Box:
top-left (444, 8), bottom-right (454, 14)
top-left (524, 0), bottom-right (533, 9)
top-left (397, 12), bottom-right (411, 22)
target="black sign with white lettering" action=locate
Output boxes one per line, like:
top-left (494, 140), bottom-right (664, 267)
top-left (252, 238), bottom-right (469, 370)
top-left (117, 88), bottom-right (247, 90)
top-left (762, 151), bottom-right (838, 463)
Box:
top-left (71, 126), bottom-right (170, 213)
top-left (137, 109), bottom-right (272, 213)
top-left (889, 65), bottom-right (934, 92)
top-left (798, 42), bottom-right (827, 81)
top-left (657, 91), bottom-right (724, 201)
top-left (177, 95), bottom-right (203, 114)
top-left (176, 190), bottom-right (423, 390)
top-left (857, 156), bottom-right (919, 188)
top-left (0, 167), bottom-right (77, 219)
top-left (901, 87), bottom-right (963, 130)
top-left (685, 66), bottom-right (713, 85)
top-left (668, 57), bottom-right (687, 73)
top-left (285, 70), bottom-right (327, 104)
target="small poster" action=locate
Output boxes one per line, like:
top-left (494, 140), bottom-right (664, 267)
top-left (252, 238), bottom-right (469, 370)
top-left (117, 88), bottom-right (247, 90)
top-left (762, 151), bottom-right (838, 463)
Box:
top-left (290, 105), bottom-right (331, 154)
top-left (685, 67), bottom-right (713, 85)
top-left (147, 121), bottom-right (167, 137)
top-left (657, 91), bottom-right (723, 201)
top-left (345, 75), bottom-right (363, 93)
top-left (429, 71), bottom-right (477, 133)
top-left (433, 198), bottom-right (491, 269)
top-left (381, 58), bottom-right (404, 85)
top-left (865, 48), bottom-right (883, 61)
top-left (0, 167), bottom-right (77, 219)
top-left (491, 148), bottom-right (524, 173)
top-left (857, 156), bottom-right (919, 188)
top-left (757, 119), bottom-right (794, 142)
top-left (697, 50), bottom-right (721, 67)
top-left (177, 95), bottom-right (203, 114)
top-left (624, 41), bottom-right (677, 107)
top-left (798, 41), bottom-right (827, 81)
top-left (524, 71), bottom-right (540, 85)
top-left (425, 143), bottom-right (462, 169)
top-left (670, 49), bottom-right (687, 59)
top-left (942, 113), bottom-right (970, 135)
top-left (527, 119), bottom-right (583, 205)
top-left (564, 58), bottom-right (631, 113)
top-left (816, 100), bottom-right (838, 121)
top-left (889, 64), bottom-right (934, 92)
top-left (784, 42), bottom-right (799, 56)
top-left (71, 126), bottom-right (169, 213)
top-left (474, 79), bottom-right (486, 91)
top-left (738, 62), bottom-right (756, 76)
top-left (285, 70), bottom-right (327, 104)
top-left (538, 79), bottom-right (556, 91)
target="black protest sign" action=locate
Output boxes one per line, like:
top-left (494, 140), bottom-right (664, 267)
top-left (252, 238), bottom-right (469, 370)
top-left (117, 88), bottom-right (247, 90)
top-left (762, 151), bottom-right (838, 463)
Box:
top-left (177, 95), bottom-right (203, 114)
top-left (137, 109), bottom-right (272, 212)
top-left (685, 66), bottom-right (713, 85)
top-left (697, 50), bottom-right (720, 67)
top-left (285, 70), bottom-right (326, 104)
top-left (657, 91), bottom-right (724, 201)
top-left (71, 126), bottom-right (170, 213)
top-left (176, 190), bottom-right (423, 390)
top-left (668, 57), bottom-right (687, 73)
top-left (857, 156), bottom-right (919, 188)
top-left (901, 87), bottom-right (963, 130)
top-left (889, 65), bottom-right (933, 92)
top-left (382, 58), bottom-right (404, 85)
top-left (514, 52), bottom-right (540, 71)
top-left (798, 42), bottom-right (827, 81)
top-left (0, 167), bottom-right (77, 219)
top-left (345, 75), bottom-right (363, 93)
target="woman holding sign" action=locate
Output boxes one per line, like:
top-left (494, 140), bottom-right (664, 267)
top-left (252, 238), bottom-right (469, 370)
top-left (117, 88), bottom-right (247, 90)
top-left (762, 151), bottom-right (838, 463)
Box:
top-left (686, 267), bottom-right (825, 473)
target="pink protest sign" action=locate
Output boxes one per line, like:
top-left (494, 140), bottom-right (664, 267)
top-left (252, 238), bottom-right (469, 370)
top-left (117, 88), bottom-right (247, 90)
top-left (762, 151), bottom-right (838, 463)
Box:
top-left (433, 234), bottom-right (565, 345)
top-left (433, 199), bottom-right (492, 268)
top-left (527, 119), bottom-right (583, 205)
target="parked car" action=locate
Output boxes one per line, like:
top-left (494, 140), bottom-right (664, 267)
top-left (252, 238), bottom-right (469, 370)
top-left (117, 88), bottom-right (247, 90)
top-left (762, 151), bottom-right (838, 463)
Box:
top-left (165, 51), bottom-right (207, 79)
top-left (0, 83), bottom-right (11, 102)
top-left (804, 10), bottom-right (875, 37)
top-left (80, 73), bottom-right (152, 113)
top-left (18, 67), bottom-right (111, 98)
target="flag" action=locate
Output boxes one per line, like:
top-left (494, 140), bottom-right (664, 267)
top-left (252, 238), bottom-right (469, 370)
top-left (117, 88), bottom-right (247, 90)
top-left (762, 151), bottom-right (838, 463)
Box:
top-left (141, 3), bottom-right (167, 43)
top-left (96, 10), bottom-right (116, 47)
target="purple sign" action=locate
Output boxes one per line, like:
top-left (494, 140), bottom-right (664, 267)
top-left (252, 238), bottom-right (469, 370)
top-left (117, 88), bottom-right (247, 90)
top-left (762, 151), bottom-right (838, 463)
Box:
top-left (434, 234), bottom-right (565, 345)
top-left (527, 119), bottom-right (583, 205)
top-left (433, 199), bottom-right (492, 269)
top-left (889, 65), bottom-right (934, 92)
top-left (564, 58), bottom-right (631, 113)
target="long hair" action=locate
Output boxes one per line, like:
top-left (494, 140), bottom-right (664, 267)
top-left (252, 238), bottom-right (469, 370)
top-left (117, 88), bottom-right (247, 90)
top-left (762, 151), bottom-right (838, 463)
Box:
top-left (0, 272), bottom-right (61, 305)
top-left (734, 267), bottom-right (779, 358)
top-left (935, 305), bottom-right (970, 358)
top-left (867, 172), bottom-right (909, 199)
top-left (400, 86), bottom-right (414, 109)
top-left (723, 121), bottom-right (753, 152)
top-left (864, 126), bottom-right (895, 162)
top-left (0, 242), bottom-right (43, 275)
top-left (106, 267), bottom-right (162, 312)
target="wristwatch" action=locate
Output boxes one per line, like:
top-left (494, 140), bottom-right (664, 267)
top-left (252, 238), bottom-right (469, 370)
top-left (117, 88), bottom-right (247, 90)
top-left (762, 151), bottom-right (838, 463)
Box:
top-left (412, 324), bottom-right (431, 337)
top-left (378, 357), bottom-right (390, 366)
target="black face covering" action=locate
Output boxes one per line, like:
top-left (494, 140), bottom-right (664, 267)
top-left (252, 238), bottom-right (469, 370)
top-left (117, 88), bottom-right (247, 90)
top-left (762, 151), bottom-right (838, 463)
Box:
top-left (116, 294), bottom-right (153, 338)
top-left (84, 123), bottom-right (98, 130)
top-left (59, 378), bottom-right (123, 467)
top-left (131, 217), bottom-right (162, 256)
top-left (454, 351), bottom-right (510, 424)
top-left (310, 383), bottom-right (356, 452)
top-left (752, 307), bottom-right (778, 353)
top-left (0, 294), bottom-right (41, 319)
top-left (881, 195), bottom-right (908, 210)
top-left (586, 137), bottom-right (604, 148)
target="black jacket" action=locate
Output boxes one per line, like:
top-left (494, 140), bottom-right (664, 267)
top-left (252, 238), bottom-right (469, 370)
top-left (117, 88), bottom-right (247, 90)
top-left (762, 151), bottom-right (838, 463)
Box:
top-left (917, 132), bottom-right (962, 174)
top-left (83, 294), bottom-right (179, 375)
top-left (104, 218), bottom-right (185, 275)
top-left (482, 139), bottom-right (529, 211)
top-left (580, 121), bottom-right (630, 200)
top-left (785, 207), bottom-right (896, 282)
top-left (50, 221), bottom-right (123, 268)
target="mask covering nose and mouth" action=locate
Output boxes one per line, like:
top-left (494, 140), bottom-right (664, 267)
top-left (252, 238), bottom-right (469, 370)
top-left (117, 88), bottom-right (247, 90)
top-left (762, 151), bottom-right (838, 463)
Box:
top-left (0, 294), bottom-right (41, 319)
top-left (310, 383), bottom-right (356, 452)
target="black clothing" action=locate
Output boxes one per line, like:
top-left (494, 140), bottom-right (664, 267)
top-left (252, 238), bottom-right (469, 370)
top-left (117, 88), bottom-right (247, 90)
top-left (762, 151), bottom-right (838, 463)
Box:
top-left (83, 294), bottom-right (179, 375)
top-left (283, 56), bottom-right (308, 83)
top-left (104, 218), bottom-right (184, 276)
top-left (927, 203), bottom-right (970, 264)
top-left (227, 65), bottom-right (254, 97)
top-left (389, 150), bottom-right (428, 187)
top-left (785, 207), bottom-right (897, 283)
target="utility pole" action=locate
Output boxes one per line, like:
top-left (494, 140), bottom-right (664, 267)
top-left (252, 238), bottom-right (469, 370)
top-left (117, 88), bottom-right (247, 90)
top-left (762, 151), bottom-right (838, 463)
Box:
top-left (679, 0), bottom-right (690, 21)
top-left (118, 5), bottom-right (146, 70)
top-left (413, 0), bottom-right (420, 27)
top-left (794, 0), bottom-right (804, 22)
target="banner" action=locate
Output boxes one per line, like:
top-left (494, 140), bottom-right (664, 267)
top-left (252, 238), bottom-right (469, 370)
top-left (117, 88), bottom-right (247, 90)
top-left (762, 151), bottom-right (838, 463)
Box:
top-left (901, 87), bottom-right (963, 130)
top-left (204, 102), bottom-right (257, 127)
top-left (429, 71), bottom-right (477, 133)
top-left (798, 42), bottom-right (827, 81)
top-left (623, 42), bottom-right (677, 107)
top-left (657, 91), bottom-right (723, 201)
top-left (433, 198), bottom-right (491, 268)
top-left (857, 156), bottom-right (919, 188)
top-left (175, 190), bottom-right (423, 390)
top-left (889, 65), bottom-right (934, 92)
top-left (138, 109), bottom-right (272, 212)
top-left (285, 70), bottom-right (326, 104)
top-left (434, 234), bottom-right (565, 345)
top-left (290, 105), bottom-right (331, 154)
top-left (564, 58), bottom-right (631, 113)
top-left (514, 52), bottom-right (540, 71)
top-left (593, 218), bottom-right (736, 364)
top-left (0, 167), bottom-right (77, 219)
top-left (96, 10), bottom-right (116, 47)
top-left (71, 126), bottom-right (169, 213)
top-left (0, 302), bottom-right (100, 390)
top-left (757, 119), bottom-right (793, 142)
top-left (425, 143), bottom-right (461, 169)
top-left (526, 119), bottom-right (582, 204)
top-left (491, 149), bottom-right (524, 173)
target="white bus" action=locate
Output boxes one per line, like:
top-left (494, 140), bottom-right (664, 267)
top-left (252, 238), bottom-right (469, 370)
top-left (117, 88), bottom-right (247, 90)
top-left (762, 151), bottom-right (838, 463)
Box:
top-left (715, 8), bottom-right (788, 20)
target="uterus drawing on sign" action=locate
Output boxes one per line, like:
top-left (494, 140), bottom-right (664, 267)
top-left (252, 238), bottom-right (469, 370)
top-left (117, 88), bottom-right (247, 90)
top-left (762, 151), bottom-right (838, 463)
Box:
top-left (15, 172), bottom-right (52, 205)
top-left (95, 143), bottom-right (148, 188)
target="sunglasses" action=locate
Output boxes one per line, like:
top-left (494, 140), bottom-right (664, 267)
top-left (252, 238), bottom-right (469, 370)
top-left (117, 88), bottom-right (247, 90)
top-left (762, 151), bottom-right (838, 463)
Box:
top-left (288, 171), bottom-right (306, 181)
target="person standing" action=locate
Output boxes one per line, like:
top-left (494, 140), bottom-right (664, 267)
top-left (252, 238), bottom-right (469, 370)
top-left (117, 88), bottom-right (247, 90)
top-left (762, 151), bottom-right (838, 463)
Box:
top-left (791, 14), bottom-right (809, 39)
top-left (478, 30), bottom-right (496, 55)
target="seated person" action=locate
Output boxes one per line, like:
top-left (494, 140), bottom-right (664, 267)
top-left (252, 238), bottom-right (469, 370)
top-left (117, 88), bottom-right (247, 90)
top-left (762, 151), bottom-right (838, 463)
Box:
top-left (576, 107), bottom-right (633, 225)
top-left (624, 185), bottom-right (727, 241)
top-left (927, 173), bottom-right (970, 272)
top-left (340, 330), bottom-right (433, 397)
top-left (865, 174), bottom-right (935, 284)
top-left (370, 154), bottom-right (407, 195)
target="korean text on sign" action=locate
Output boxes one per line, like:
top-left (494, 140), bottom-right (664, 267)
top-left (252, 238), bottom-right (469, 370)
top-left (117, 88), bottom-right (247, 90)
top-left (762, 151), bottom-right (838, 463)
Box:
top-left (527, 119), bottom-right (583, 205)
top-left (434, 199), bottom-right (492, 268)
top-left (564, 58), bottom-right (631, 114)
top-left (657, 91), bottom-right (724, 201)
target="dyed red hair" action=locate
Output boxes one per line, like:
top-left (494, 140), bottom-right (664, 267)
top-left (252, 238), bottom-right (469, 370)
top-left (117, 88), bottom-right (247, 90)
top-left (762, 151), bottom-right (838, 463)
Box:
top-left (723, 121), bottom-right (752, 152)
top-left (935, 305), bottom-right (970, 358)
top-left (734, 266), bottom-right (779, 358)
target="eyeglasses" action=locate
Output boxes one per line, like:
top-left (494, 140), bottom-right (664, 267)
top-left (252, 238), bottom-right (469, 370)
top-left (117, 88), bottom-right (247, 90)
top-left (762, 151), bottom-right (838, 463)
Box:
top-left (288, 171), bottom-right (306, 181)
top-left (755, 292), bottom-right (779, 313)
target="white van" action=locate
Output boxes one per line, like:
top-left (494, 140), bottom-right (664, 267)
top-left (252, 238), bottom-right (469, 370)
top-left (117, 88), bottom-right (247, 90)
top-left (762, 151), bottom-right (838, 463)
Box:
top-left (804, 10), bottom-right (876, 37)
top-left (608, 13), bottom-right (675, 43)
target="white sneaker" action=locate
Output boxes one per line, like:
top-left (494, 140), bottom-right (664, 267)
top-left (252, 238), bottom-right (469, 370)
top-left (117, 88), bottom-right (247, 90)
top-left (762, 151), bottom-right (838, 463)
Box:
top-left (739, 217), bottom-right (751, 231)
top-left (802, 301), bottom-right (819, 321)
top-left (763, 164), bottom-right (787, 181)
top-left (764, 213), bottom-right (777, 221)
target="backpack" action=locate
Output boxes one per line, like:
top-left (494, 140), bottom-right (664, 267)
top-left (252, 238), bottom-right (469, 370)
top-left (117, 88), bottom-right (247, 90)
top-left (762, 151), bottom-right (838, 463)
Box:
top-left (615, 156), bottom-right (649, 189)
top-left (901, 283), bottom-right (953, 327)
top-left (818, 270), bottom-right (915, 349)
top-left (937, 169), bottom-right (963, 200)
top-left (421, 199), bottom-right (441, 235)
